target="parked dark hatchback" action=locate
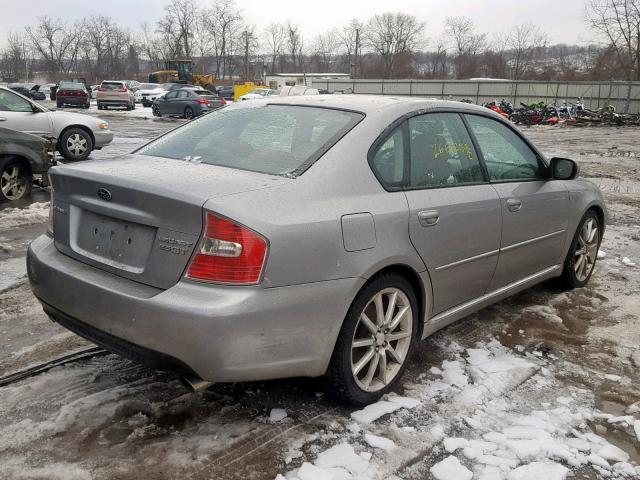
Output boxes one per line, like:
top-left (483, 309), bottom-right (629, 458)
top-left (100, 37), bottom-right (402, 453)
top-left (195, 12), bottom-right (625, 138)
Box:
top-left (151, 88), bottom-right (226, 119)
top-left (8, 84), bottom-right (46, 101)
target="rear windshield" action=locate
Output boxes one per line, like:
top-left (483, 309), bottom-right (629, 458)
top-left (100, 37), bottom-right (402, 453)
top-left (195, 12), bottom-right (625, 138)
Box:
top-left (60, 83), bottom-right (85, 90)
top-left (101, 82), bottom-right (124, 90)
top-left (136, 104), bottom-right (363, 176)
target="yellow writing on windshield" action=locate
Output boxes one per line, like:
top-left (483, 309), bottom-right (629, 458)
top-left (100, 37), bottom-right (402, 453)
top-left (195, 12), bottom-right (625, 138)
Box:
top-left (432, 143), bottom-right (473, 160)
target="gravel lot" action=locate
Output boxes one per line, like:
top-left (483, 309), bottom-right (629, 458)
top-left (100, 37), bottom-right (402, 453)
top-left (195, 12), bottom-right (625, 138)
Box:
top-left (0, 111), bottom-right (638, 480)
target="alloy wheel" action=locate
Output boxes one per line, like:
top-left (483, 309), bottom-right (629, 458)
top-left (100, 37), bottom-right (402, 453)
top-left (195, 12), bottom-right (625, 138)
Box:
top-left (1, 165), bottom-right (28, 200)
top-left (350, 288), bottom-right (413, 392)
top-left (67, 134), bottom-right (88, 156)
top-left (574, 217), bottom-right (599, 282)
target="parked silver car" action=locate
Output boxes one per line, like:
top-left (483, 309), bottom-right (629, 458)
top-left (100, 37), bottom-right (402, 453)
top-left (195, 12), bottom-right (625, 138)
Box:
top-left (0, 86), bottom-right (113, 161)
top-left (27, 96), bottom-right (606, 405)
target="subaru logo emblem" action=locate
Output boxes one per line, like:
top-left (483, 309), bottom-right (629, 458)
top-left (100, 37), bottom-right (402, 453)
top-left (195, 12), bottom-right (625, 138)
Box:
top-left (97, 188), bottom-right (112, 201)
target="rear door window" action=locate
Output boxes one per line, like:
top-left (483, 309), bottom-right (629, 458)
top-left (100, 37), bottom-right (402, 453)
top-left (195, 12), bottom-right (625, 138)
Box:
top-left (137, 105), bottom-right (363, 176)
top-left (408, 113), bottom-right (484, 188)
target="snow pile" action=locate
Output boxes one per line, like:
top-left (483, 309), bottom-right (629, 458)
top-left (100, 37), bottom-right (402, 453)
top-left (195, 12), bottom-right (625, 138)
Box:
top-left (350, 394), bottom-right (419, 423)
top-left (621, 256), bottom-right (637, 267)
top-left (0, 202), bottom-right (49, 230)
top-left (0, 257), bottom-right (27, 291)
top-left (431, 455), bottom-right (472, 480)
top-left (269, 408), bottom-right (288, 423)
top-left (277, 340), bottom-right (638, 480)
top-left (279, 443), bottom-right (374, 480)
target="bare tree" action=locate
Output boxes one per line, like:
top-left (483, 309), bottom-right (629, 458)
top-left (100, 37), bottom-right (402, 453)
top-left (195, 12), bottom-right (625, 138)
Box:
top-left (157, 0), bottom-right (197, 58)
top-left (1, 33), bottom-right (30, 81)
top-left (208, 0), bottom-right (242, 79)
top-left (444, 16), bottom-right (487, 78)
top-left (263, 23), bottom-right (286, 73)
top-left (240, 26), bottom-right (259, 80)
top-left (506, 23), bottom-right (548, 80)
top-left (586, 0), bottom-right (640, 81)
top-left (365, 12), bottom-right (424, 78)
top-left (26, 16), bottom-right (79, 77)
top-left (286, 21), bottom-right (305, 71)
top-left (338, 19), bottom-right (364, 76)
top-left (312, 29), bottom-right (339, 72)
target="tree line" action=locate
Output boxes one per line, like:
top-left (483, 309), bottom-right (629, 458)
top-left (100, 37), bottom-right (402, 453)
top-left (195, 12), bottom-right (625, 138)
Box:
top-left (1, 0), bottom-right (638, 84)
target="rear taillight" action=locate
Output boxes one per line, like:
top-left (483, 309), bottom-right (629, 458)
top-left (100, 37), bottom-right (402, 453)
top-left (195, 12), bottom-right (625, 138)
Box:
top-left (197, 98), bottom-right (209, 105)
top-left (117, 87), bottom-right (127, 92)
top-left (186, 212), bottom-right (268, 284)
top-left (97, 86), bottom-right (105, 92)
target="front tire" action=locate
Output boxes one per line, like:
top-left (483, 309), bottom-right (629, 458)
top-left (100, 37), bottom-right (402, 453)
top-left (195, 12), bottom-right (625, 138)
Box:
top-left (152, 105), bottom-right (161, 117)
top-left (558, 211), bottom-right (601, 289)
top-left (326, 273), bottom-right (418, 405)
top-left (0, 158), bottom-right (32, 202)
top-left (59, 128), bottom-right (93, 162)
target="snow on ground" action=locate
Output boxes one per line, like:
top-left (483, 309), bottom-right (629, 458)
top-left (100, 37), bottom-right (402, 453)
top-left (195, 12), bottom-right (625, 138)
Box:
top-left (0, 202), bottom-right (49, 229)
top-left (276, 339), bottom-right (640, 480)
top-left (0, 257), bottom-right (27, 291)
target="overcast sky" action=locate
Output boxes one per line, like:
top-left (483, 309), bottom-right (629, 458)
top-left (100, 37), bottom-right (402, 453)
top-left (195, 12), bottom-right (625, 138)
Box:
top-left (0, 0), bottom-right (593, 48)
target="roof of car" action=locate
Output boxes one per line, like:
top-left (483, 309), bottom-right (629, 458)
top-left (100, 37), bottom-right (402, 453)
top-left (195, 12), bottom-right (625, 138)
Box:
top-left (262, 94), bottom-right (493, 117)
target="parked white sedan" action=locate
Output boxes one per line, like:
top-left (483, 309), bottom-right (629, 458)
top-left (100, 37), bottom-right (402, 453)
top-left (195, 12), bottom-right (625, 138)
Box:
top-left (238, 88), bottom-right (279, 101)
top-left (0, 86), bottom-right (113, 161)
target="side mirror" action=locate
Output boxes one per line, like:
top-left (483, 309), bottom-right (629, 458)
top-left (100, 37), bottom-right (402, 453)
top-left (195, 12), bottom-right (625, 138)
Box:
top-left (550, 157), bottom-right (579, 180)
top-left (31, 104), bottom-right (42, 113)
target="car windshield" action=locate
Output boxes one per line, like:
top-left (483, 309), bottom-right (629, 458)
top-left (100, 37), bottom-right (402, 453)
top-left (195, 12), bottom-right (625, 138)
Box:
top-left (161, 83), bottom-right (175, 90)
top-left (251, 89), bottom-right (268, 96)
top-left (136, 104), bottom-right (363, 176)
top-left (140, 84), bottom-right (159, 90)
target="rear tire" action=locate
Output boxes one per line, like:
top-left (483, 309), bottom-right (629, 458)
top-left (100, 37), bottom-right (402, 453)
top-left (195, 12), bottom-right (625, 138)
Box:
top-left (59, 128), bottom-right (93, 162)
top-left (325, 273), bottom-right (418, 405)
top-left (56, 101), bottom-right (63, 109)
top-left (0, 157), bottom-right (32, 202)
top-left (557, 211), bottom-right (601, 289)
top-left (184, 107), bottom-right (194, 119)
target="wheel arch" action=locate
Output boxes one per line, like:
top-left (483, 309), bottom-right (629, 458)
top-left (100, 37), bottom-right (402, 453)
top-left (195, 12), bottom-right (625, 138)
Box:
top-left (0, 154), bottom-right (33, 175)
top-left (57, 125), bottom-right (95, 151)
top-left (363, 263), bottom-right (432, 339)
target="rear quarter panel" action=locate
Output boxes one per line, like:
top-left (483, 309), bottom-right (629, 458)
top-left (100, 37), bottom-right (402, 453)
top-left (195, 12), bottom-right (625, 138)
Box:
top-left (204, 113), bottom-right (427, 289)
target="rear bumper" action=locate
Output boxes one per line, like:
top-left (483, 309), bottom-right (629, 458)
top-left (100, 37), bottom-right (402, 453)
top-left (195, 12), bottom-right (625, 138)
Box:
top-left (27, 235), bottom-right (363, 382)
top-left (93, 130), bottom-right (114, 148)
top-left (58, 97), bottom-right (88, 106)
top-left (98, 99), bottom-right (129, 106)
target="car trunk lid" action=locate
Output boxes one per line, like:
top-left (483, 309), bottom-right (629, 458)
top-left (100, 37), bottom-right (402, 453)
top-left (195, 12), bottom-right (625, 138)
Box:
top-left (49, 154), bottom-right (291, 289)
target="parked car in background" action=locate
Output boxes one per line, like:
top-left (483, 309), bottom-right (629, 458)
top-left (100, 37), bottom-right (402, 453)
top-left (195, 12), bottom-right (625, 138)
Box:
top-left (135, 83), bottom-right (162, 104)
top-left (238, 88), bottom-right (278, 101)
top-left (0, 85), bottom-right (113, 161)
top-left (27, 96), bottom-right (606, 405)
top-left (7, 83), bottom-right (46, 100)
top-left (140, 83), bottom-right (177, 107)
top-left (125, 80), bottom-right (141, 92)
top-left (96, 81), bottom-right (136, 110)
top-left (0, 126), bottom-right (55, 202)
top-left (56, 83), bottom-right (90, 109)
top-left (151, 87), bottom-right (225, 119)
top-left (216, 86), bottom-right (234, 101)
top-left (40, 83), bottom-right (57, 100)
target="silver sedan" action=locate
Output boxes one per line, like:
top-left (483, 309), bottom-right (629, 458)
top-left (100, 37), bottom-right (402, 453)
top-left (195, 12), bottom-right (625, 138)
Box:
top-left (27, 95), bottom-right (606, 405)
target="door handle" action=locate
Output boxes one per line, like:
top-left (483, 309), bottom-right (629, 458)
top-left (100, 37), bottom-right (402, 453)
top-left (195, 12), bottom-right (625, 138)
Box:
top-left (0, 117), bottom-right (6, 121)
top-left (418, 210), bottom-right (440, 227)
top-left (507, 198), bottom-right (522, 212)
